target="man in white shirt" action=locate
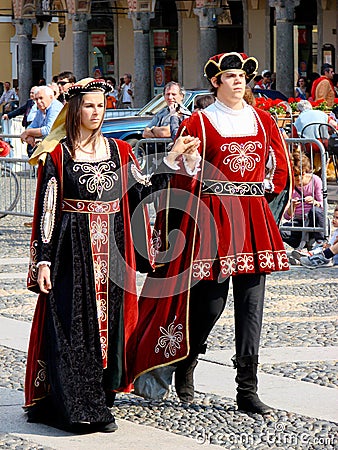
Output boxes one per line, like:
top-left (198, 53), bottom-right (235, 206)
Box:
top-left (118, 73), bottom-right (134, 108)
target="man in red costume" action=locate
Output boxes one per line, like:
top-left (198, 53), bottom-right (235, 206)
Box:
top-left (133, 52), bottom-right (292, 415)
top-left (311, 63), bottom-right (335, 108)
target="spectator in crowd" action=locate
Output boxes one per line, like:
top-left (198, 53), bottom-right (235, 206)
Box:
top-left (254, 70), bottom-right (272, 89)
top-left (48, 82), bottom-right (60, 99)
top-left (143, 81), bottom-right (190, 140)
top-left (294, 100), bottom-right (337, 139)
top-left (2, 86), bottom-right (38, 157)
top-left (280, 153), bottom-right (324, 254)
top-left (20, 85), bottom-right (63, 148)
top-left (193, 94), bottom-right (215, 110)
top-left (56, 71), bottom-right (76, 105)
top-left (292, 204), bottom-right (338, 266)
top-left (0, 81), bottom-right (17, 113)
top-left (105, 77), bottom-right (118, 109)
top-left (300, 237), bottom-right (338, 268)
top-left (311, 63), bottom-right (335, 107)
top-left (295, 77), bottom-right (308, 100)
top-left (38, 78), bottom-right (46, 86)
top-left (117, 73), bottom-right (134, 109)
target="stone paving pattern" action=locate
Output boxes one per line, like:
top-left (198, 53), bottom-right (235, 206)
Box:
top-left (0, 214), bottom-right (337, 449)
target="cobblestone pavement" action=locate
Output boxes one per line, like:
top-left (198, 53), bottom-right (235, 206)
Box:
top-left (0, 215), bottom-right (337, 449)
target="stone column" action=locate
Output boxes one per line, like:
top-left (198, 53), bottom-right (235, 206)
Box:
top-left (72, 13), bottom-right (90, 80)
top-left (194, 6), bottom-right (222, 88)
top-left (269, 0), bottom-right (300, 98)
top-left (15, 19), bottom-right (33, 105)
top-left (129, 11), bottom-right (154, 108)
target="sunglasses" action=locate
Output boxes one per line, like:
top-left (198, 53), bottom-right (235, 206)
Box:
top-left (57, 81), bottom-right (69, 86)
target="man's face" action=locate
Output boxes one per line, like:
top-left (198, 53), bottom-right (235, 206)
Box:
top-left (123, 75), bottom-right (130, 85)
top-left (4, 82), bottom-right (10, 91)
top-left (214, 71), bottom-right (246, 103)
top-left (35, 89), bottom-right (53, 112)
top-left (325, 68), bottom-right (334, 80)
top-left (57, 77), bottom-right (73, 94)
top-left (164, 85), bottom-right (184, 107)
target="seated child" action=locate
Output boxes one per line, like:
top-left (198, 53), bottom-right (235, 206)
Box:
top-left (280, 154), bottom-right (324, 251)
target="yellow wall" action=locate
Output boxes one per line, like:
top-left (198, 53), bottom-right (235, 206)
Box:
top-left (248, 9), bottom-right (267, 72)
top-left (0, 23), bottom-right (16, 84)
top-left (55, 22), bottom-right (74, 76)
top-left (117, 17), bottom-right (134, 80)
top-left (182, 18), bottom-right (199, 89)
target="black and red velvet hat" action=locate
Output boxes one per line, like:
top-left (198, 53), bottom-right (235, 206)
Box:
top-left (204, 52), bottom-right (258, 83)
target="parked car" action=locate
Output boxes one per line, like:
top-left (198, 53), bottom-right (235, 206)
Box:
top-left (101, 89), bottom-right (210, 148)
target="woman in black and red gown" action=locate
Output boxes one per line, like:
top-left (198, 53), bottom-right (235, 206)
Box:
top-left (24, 77), bottom-right (199, 432)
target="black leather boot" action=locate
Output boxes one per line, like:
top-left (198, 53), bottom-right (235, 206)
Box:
top-left (233, 355), bottom-right (273, 415)
top-left (175, 358), bottom-right (198, 403)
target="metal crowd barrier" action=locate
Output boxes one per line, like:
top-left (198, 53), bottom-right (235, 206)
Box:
top-left (0, 136), bottom-right (331, 241)
top-left (135, 137), bottom-right (330, 247)
top-left (282, 137), bottom-right (329, 246)
top-left (0, 133), bottom-right (37, 219)
top-left (133, 138), bottom-right (172, 173)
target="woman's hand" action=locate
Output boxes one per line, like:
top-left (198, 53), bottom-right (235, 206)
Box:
top-left (166, 135), bottom-right (200, 166)
top-left (37, 265), bottom-right (52, 294)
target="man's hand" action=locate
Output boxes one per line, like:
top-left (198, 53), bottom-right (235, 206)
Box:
top-left (166, 135), bottom-right (200, 165)
top-left (2, 114), bottom-right (8, 120)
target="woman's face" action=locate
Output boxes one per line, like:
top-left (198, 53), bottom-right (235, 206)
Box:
top-left (80, 92), bottom-right (105, 132)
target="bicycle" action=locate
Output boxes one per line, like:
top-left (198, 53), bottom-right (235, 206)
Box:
top-left (0, 159), bottom-right (20, 219)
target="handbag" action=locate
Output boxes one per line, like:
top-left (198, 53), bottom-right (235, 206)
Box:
top-left (0, 139), bottom-right (10, 157)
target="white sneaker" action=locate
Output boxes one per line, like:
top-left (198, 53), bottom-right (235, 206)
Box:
top-left (300, 252), bottom-right (334, 269)
top-left (291, 249), bottom-right (311, 261)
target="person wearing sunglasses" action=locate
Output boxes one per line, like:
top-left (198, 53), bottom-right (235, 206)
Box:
top-left (56, 71), bottom-right (76, 104)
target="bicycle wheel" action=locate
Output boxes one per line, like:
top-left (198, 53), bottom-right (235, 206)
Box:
top-left (0, 165), bottom-right (20, 219)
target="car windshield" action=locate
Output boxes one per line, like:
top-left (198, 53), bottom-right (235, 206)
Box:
top-left (137, 94), bottom-right (166, 116)
top-left (136, 90), bottom-right (212, 116)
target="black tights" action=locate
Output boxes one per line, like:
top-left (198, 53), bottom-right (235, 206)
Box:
top-left (179, 273), bottom-right (266, 368)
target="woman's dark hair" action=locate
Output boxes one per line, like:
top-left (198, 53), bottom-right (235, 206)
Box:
top-left (66, 93), bottom-right (106, 157)
top-left (194, 94), bottom-right (215, 110)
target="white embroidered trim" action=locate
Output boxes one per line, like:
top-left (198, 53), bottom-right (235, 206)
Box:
top-left (74, 160), bottom-right (118, 199)
top-left (264, 147), bottom-right (276, 192)
top-left (163, 156), bottom-right (180, 171)
top-left (182, 154), bottom-right (201, 176)
top-left (130, 163), bottom-right (152, 185)
top-left (221, 141), bottom-right (262, 176)
top-left (36, 261), bottom-right (51, 268)
top-left (40, 177), bottom-right (58, 244)
top-left (155, 317), bottom-right (184, 358)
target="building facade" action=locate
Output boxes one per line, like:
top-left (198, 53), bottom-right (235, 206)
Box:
top-left (1, 0), bottom-right (337, 107)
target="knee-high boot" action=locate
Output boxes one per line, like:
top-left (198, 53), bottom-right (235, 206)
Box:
top-left (233, 355), bottom-right (273, 415)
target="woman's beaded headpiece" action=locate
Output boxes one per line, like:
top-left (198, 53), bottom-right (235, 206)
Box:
top-left (65, 78), bottom-right (112, 101)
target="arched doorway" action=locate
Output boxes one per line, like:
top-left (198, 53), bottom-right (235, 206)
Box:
top-left (295, 0), bottom-right (317, 77)
top-left (217, 0), bottom-right (243, 53)
top-left (150, 0), bottom-right (178, 95)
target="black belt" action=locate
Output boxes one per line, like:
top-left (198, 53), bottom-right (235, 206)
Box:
top-left (202, 180), bottom-right (265, 196)
top-left (123, 102), bottom-right (131, 104)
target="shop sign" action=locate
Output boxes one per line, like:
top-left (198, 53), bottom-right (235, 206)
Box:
top-left (92, 33), bottom-right (106, 47)
top-left (153, 30), bottom-right (170, 47)
top-left (154, 65), bottom-right (165, 87)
